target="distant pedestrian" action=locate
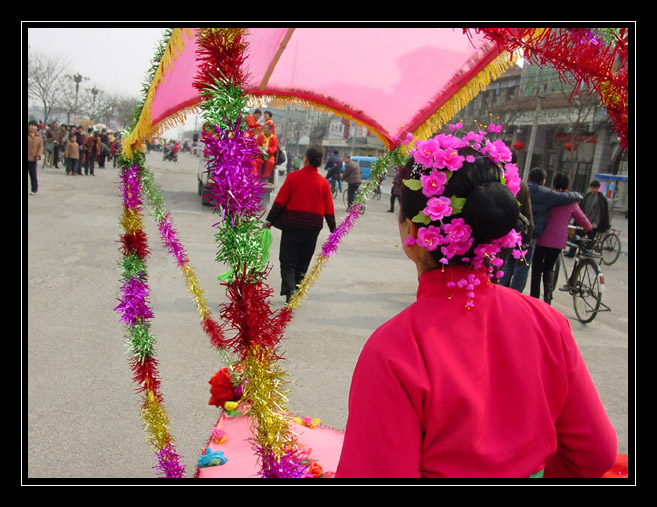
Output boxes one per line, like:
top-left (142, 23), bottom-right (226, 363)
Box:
top-left (45, 121), bottom-right (64, 168)
top-left (265, 144), bottom-right (336, 303)
top-left (64, 134), bottom-right (80, 175)
top-left (84, 131), bottom-right (100, 175)
top-left (27, 121), bottom-right (43, 194)
top-left (388, 166), bottom-right (403, 213)
top-left (530, 173), bottom-right (592, 304)
top-left (500, 168), bottom-right (580, 293)
top-left (342, 154), bottom-right (361, 208)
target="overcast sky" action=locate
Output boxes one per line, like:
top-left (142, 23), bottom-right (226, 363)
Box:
top-left (25, 25), bottom-right (169, 97)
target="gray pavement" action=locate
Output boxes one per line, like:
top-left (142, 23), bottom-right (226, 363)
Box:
top-left (25, 151), bottom-right (631, 480)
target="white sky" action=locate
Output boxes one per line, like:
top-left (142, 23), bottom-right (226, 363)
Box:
top-left (25, 24), bottom-right (169, 97)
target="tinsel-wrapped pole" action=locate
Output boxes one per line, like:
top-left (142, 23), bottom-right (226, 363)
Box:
top-left (115, 164), bottom-right (185, 478)
top-left (194, 27), bottom-right (307, 477)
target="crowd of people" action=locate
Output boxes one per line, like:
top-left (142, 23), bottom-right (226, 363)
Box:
top-left (497, 166), bottom-right (611, 305)
top-left (27, 120), bottom-right (124, 194)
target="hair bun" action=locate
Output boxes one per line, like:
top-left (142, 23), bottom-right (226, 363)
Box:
top-left (460, 182), bottom-right (519, 243)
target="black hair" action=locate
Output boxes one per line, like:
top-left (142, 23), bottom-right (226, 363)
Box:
top-left (305, 144), bottom-right (323, 167)
top-left (589, 180), bottom-right (601, 188)
top-left (528, 168), bottom-right (546, 183)
top-left (553, 172), bottom-right (570, 191)
top-left (400, 146), bottom-right (519, 265)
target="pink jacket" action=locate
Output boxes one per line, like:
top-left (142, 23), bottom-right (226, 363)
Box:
top-left (336, 267), bottom-right (617, 478)
top-left (536, 202), bottom-right (592, 250)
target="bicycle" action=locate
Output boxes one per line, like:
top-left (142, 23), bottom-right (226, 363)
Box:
top-left (553, 228), bottom-right (610, 324)
top-left (342, 185), bottom-right (366, 214)
top-left (366, 183), bottom-right (382, 200)
top-left (42, 142), bottom-right (55, 168)
top-left (329, 177), bottom-right (341, 199)
top-left (591, 228), bottom-right (622, 266)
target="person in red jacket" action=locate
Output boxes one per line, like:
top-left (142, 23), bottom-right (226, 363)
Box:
top-left (336, 128), bottom-right (617, 479)
top-left (266, 144), bottom-right (336, 303)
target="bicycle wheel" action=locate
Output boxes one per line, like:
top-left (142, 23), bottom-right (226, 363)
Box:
top-left (343, 188), bottom-right (348, 208)
top-left (42, 149), bottom-right (53, 168)
top-left (599, 232), bottom-right (621, 265)
top-left (571, 258), bottom-right (603, 324)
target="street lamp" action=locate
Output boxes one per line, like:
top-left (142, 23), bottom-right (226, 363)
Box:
top-left (72, 72), bottom-right (83, 125)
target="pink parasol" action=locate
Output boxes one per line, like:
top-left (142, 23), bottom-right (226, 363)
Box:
top-left (141, 27), bottom-right (511, 151)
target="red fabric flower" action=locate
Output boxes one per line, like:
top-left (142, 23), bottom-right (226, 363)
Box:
top-left (208, 368), bottom-right (235, 407)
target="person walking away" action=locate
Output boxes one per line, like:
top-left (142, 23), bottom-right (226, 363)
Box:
top-left (98, 142), bottom-right (111, 168)
top-left (335, 134), bottom-right (616, 479)
top-left (530, 173), bottom-right (592, 304)
top-left (75, 127), bottom-right (86, 175)
top-left (27, 121), bottom-right (43, 194)
top-left (265, 144), bottom-right (336, 303)
top-left (325, 150), bottom-right (343, 193)
top-left (64, 133), bottom-right (79, 176)
top-left (342, 154), bottom-right (362, 208)
top-left (84, 131), bottom-right (99, 175)
top-left (388, 166), bottom-right (404, 212)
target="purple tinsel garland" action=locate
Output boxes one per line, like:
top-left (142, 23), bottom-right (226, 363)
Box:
top-left (158, 212), bottom-right (189, 267)
top-left (321, 204), bottom-right (363, 258)
top-left (259, 449), bottom-right (311, 478)
top-left (154, 444), bottom-right (186, 478)
top-left (118, 164), bottom-right (143, 209)
top-left (115, 276), bottom-right (154, 325)
top-left (202, 118), bottom-right (265, 224)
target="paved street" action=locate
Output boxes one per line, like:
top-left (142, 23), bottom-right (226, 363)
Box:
top-left (26, 151), bottom-right (631, 480)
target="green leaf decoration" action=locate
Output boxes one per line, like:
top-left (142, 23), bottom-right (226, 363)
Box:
top-left (451, 196), bottom-right (467, 215)
top-left (411, 211), bottom-right (431, 225)
top-left (403, 179), bottom-right (423, 191)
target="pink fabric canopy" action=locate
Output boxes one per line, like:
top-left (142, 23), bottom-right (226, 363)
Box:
top-left (149, 27), bottom-right (507, 148)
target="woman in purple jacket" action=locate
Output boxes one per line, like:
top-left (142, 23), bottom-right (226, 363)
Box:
top-left (530, 173), bottom-right (592, 304)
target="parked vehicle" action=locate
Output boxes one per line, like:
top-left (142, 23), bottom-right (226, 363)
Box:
top-left (349, 156), bottom-right (377, 179)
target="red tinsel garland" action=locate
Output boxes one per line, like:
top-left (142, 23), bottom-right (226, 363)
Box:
top-left (472, 28), bottom-right (629, 151)
top-left (120, 230), bottom-right (151, 259)
top-left (129, 353), bottom-right (162, 400)
top-left (194, 28), bottom-right (250, 91)
top-left (218, 268), bottom-right (291, 358)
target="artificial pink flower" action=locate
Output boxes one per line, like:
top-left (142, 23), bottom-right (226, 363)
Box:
top-left (424, 196), bottom-right (452, 221)
top-left (442, 218), bottom-right (472, 244)
top-left (439, 149), bottom-right (466, 171)
top-left (420, 169), bottom-right (448, 197)
top-left (488, 123), bottom-right (503, 133)
top-left (499, 229), bottom-right (523, 249)
top-left (412, 138), bottom-right (441, 167)
top-left (463, 130), bottom-right (484, 145)
top-left (512, 248), bottom-right (528, 260)
top-left (481, 139), bottom-right (512, 164)
top-left (504, 163), bottom-right (521, 195)
top-left (416, 225), bottom-right (443, 251)
top-left (448, 237), bottom-right (474, 256)
top-left (434, 133), bottom-right (464, 150)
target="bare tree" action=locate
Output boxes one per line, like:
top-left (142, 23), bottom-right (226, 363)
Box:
top-left (27, 48), bottom-right (70, 124)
